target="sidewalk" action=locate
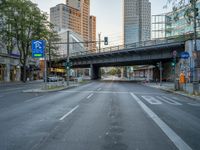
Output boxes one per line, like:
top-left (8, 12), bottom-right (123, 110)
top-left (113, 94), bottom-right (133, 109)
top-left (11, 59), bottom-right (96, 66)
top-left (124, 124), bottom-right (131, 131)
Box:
top-left (143, 82), bottom-right (200, 101)
top-left (0, 80), bottom-right (43, 86)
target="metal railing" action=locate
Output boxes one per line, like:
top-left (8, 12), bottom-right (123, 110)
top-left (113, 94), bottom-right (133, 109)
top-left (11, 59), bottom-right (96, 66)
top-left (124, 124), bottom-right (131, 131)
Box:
top-left (69, 38), bottom-right (185, 57)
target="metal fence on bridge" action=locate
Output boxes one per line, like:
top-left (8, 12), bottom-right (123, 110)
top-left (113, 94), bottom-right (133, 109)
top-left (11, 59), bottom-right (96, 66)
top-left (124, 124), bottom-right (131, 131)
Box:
top-left (69, 38), bottom-right (185, 57)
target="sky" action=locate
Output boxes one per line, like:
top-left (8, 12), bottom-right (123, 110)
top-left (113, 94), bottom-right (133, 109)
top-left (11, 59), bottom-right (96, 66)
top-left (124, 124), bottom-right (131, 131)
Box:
top-left (31, 0), bottom-right (171, 46)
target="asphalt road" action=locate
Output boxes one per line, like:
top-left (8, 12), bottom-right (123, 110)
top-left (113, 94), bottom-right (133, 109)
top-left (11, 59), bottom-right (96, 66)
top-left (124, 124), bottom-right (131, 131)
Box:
top-left (0, 81), bottom-right (200, 150)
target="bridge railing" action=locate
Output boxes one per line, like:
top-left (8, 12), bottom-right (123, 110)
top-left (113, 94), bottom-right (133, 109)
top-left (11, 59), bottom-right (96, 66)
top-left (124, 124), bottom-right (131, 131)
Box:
top-left (69, 38), bottom-right (184, 57)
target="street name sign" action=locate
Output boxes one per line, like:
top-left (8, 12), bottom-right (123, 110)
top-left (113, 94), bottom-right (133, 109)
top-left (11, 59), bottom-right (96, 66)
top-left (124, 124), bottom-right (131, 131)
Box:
top-left (180, 52), bottom-right (190, 59)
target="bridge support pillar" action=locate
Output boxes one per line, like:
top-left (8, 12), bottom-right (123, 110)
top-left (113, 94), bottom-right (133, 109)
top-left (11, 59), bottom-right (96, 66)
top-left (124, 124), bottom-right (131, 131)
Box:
top-left (90, 64), bottom-right (101, 80)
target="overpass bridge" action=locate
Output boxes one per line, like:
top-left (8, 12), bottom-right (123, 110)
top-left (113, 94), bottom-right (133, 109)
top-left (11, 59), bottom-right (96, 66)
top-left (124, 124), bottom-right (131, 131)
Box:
top-left (52, 38), bottom-right (186, 79)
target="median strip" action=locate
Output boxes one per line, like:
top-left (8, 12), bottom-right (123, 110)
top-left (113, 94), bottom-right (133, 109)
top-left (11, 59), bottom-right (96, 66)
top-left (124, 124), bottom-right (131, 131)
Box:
top-left (130, 92), bottom-right (192, 150)
top-left (59, 105), bottom-right (79, 121)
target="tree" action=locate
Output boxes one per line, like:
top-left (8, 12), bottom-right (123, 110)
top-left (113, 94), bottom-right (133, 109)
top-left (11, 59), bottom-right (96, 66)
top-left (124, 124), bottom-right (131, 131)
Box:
top-left (0, 0), bottom-right (53, 82)
top-left (165, 0), bottom-right (199, 94)
top-left (42, 23), bottom-right (61, 75)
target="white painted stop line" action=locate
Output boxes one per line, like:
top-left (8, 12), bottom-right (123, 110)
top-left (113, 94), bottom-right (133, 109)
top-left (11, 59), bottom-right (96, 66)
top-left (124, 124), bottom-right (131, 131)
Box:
top-left (130, 93), bottom-right (192, 150)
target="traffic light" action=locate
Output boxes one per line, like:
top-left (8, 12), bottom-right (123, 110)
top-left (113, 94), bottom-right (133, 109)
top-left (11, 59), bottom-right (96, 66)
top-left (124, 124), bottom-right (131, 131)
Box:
top-left (104, 37), bottom-right (108, 45)
top-left (156, 62), bottom-right (160, 68)
top-left (171, 62), bottom-right (175, 67)
top-left (196, 8), bottom-right (199, 17)
top-left (65, 61), bottom-right (72, 69)
top-left (171, 58), bottom-right (176, 67)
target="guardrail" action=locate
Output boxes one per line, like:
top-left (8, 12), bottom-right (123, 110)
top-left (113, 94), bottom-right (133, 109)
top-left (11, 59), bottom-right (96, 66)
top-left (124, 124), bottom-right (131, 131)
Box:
top-left (69, 38), bottom-right (185, 57)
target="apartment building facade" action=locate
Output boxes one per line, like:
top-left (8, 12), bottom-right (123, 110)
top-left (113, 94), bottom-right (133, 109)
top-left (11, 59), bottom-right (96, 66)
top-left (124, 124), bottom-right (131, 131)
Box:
top-left (51, 1), bottom-right (96, 50)
top-left (89, 16), bottom-right (96, 51)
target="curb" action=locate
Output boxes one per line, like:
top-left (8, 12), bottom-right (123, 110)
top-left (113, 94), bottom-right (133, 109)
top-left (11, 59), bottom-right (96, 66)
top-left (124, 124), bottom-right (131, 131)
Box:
top-left (22, 85), bottom-right (79, 93)
top-left (1, 80), bottom-right (43, 86)
top-left (143, 84), bottom-right (200, 101)
top-left (22, 80), bottom-right (92, 93)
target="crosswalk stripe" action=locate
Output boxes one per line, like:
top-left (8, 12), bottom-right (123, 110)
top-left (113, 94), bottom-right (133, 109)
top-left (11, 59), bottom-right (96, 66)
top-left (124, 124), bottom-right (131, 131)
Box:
top-left (156, 96), bottom-right (182, 105)
top-left (141, 96), bottom-right (162, 105)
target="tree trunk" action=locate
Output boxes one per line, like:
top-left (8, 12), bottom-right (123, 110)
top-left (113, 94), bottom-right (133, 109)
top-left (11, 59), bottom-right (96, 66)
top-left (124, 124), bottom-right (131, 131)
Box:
top-left (22, 62), bottom-right (27, 83)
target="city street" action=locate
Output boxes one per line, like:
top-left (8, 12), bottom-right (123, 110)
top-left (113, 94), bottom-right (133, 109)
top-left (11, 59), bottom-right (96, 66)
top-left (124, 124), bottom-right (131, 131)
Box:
top-left (0, 81), bottom-right (200, 150)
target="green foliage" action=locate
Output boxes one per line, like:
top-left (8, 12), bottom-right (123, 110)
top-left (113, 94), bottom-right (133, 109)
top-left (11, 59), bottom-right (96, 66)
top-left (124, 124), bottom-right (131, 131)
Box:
top-left (165, 0), bottom-right (198, 24)
top-left (0, 0), bottom-right (59, 82)
top-left (108, 68), bottom-right (121, 76)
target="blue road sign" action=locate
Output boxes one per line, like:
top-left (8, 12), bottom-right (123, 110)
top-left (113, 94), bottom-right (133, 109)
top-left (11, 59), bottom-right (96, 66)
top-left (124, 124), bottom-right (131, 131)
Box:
top-left (32, 40), bottom-right (45, 58)
top-left (180, 52), bottom-right (190, 59)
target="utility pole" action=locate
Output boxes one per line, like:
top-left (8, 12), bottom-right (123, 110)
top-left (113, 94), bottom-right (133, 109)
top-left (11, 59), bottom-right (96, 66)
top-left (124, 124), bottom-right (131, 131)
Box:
top-left (192, 0), bottom-right (199, 94)
top-left (98, 33), bottom-right (101, 52)
top-left (67, 30), bottom-right (70, 86)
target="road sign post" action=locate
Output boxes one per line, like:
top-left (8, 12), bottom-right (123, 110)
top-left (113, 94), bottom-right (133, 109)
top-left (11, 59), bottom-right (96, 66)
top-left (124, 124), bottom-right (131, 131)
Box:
top-left (32, 40), bottom-right (46, 88)
top-left (172, 50), bottom-right (177, 90)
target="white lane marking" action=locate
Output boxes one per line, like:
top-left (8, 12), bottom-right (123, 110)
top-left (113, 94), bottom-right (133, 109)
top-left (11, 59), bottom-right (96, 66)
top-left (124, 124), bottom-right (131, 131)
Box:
top-left (59, 105), bottom-right (79, 121)
top-left (156, 96), bottom-right (182, 105)
top-left (188, 103), bottom-right (200, 107)
top-left (141, 96), bottom-right (162, 105)
top-left (130, 93), bottom-right (192, 150)
top-left (86, 93), bottom-right (94, 99)
top-left (25, 95), bottom-right (46, 103)
top-left (97, 88), bottom-right (102, 91)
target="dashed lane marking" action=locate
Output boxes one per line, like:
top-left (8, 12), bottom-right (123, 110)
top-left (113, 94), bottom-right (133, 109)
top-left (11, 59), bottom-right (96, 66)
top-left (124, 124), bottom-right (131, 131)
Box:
top-left (97, 88), bottom-right (102, 91)
top-left (59, 105), bottom-right (79, 121)
top-left (86, 93), bottom-right (94, 99)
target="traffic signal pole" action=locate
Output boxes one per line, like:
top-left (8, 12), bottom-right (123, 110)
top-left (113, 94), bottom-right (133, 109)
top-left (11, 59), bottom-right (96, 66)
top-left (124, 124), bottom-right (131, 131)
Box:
top-left (173, 58), bottom-right (176, 90)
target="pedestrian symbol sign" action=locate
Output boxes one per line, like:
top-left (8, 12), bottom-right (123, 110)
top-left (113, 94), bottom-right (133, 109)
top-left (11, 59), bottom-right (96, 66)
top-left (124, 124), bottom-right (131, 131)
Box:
top-left (32, 40), bottom-right (45, 58)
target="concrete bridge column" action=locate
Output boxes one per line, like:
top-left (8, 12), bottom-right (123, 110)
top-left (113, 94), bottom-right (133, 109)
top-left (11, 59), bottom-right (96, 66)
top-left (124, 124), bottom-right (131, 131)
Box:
top-left (90, 64), bottom-right (101, 80)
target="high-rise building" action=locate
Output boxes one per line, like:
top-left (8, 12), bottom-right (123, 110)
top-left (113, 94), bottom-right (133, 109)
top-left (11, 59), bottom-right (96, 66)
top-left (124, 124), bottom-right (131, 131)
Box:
top-left (89, 16), bottom-right (96, 51)
top-left (66, 0), bottom-right (90, 43)
top-left (123, 0), bottom-right (151, 45)
top-left (51, 1), bottom-right (96, 50)
top-left (50, 4), bottom-right (81, 35)
top-left (151, 14), bottom-right (170, 39)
